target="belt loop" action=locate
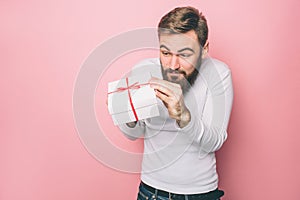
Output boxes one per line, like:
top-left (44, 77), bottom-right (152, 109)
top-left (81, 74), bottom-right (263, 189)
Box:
top-left (154, 189), bottom-right (158, 200)
top-left (184, 195), bottom-right (188, 200)
top-left (169, 193), bottom-right (172, 200)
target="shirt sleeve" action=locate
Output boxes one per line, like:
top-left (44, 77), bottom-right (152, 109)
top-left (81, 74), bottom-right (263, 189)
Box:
top-left (176, 69), bottom-right (234, 154)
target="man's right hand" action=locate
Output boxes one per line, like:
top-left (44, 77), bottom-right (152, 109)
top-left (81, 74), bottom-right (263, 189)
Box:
top-left (126, 121), bottom-right (137, 128)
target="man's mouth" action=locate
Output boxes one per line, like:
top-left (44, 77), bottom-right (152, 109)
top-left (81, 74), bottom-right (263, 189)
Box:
top-left (167, 72), bottom-right (184, 82)
top-left (163, 68), bottom-right (187, 82)
top-left (167, 70), bottom-right (185, 76)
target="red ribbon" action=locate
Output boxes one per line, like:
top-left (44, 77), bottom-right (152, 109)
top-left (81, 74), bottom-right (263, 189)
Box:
top-left (108, 77), bottom-right (149, 121)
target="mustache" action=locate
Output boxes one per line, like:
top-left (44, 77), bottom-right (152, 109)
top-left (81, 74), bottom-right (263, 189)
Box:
top-left (164, 68), bottom-right (187, 76)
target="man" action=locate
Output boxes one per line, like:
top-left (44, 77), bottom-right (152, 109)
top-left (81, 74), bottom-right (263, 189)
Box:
top-left (119, 6), bottom-right (233, 200)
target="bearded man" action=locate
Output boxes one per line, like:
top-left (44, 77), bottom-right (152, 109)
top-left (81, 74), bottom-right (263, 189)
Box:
top-left (119, 6), bottom-right (234, 200)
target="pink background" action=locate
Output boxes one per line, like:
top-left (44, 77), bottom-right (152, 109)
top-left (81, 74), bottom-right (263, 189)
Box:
top-left (1, 0), bottom-right (299, 199)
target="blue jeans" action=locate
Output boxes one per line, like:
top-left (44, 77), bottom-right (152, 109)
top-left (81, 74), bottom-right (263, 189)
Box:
top-left (137, 185), bottom-right (168, 200)
top-left (137, 183), bottom-right (222, 200)
top-left (137, 184), bottom-right (169, 200)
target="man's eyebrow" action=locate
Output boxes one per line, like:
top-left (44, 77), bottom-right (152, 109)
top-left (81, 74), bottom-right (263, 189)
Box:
top-left (177, 48), bottom-right (195, 53)
top-left (160, 45), bottom-right (195, 53)
top-left (160, 45), bottom-right (170, 50)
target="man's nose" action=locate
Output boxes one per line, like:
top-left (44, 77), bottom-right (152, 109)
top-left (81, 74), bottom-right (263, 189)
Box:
top-left (169, 55), bottom-right (180, 70)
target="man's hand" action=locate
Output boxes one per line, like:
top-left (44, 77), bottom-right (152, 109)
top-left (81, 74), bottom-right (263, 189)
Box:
top-left (126, 121), bottom-right (137, 128)
top-left (149, 78), bottom-right (191, 128)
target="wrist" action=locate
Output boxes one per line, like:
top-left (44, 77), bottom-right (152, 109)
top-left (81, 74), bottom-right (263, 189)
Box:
top-left (177, 108), bottom-right (191, 128)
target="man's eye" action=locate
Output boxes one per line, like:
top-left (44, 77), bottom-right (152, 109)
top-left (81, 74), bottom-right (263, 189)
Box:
top-left (161, 51), bottom-right (171, 56)
top-left (179, 53), bottom-right (192, 58)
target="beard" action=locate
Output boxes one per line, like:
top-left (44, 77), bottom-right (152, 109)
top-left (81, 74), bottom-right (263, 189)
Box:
top-left (160, 57), bottom-right (202, 94)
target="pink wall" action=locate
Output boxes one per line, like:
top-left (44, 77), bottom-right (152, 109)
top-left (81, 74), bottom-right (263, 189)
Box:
top-left (1, 0), bottom-right (299, 199)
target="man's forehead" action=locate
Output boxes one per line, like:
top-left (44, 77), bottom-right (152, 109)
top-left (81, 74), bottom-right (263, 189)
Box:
top-left (159, 31), bottom-right (200, 51)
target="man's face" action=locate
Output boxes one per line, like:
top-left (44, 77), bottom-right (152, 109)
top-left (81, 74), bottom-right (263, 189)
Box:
top-left (159, 30), bottom-right (202, 92)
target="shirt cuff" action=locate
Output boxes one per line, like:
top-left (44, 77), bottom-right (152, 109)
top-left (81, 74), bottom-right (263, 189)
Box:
top-left (174, 112), bottom-right (204, 143)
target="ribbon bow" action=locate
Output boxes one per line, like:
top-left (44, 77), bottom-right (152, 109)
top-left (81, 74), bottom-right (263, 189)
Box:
top-left (108, 77), bottom-right (149, 122)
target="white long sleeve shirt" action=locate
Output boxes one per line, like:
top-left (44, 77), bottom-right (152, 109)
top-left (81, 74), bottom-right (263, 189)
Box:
top-left (119, 57), bottom-right (233, 194)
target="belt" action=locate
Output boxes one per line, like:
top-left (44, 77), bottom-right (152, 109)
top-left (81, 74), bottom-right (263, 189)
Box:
top-left (140, 182), bottom-right (224, 200)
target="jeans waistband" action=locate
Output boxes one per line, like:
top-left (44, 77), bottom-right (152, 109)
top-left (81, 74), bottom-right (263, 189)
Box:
top-left (140, 182), bottom-right (224, 200)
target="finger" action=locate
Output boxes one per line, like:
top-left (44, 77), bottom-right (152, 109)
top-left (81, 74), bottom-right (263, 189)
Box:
top-left (151, 83), bottom-right (173, 97)
top-left (149, 77), bottom-right (159, 82)
top-left (149, 77), bottom-right (179, 88)
top-left (155, 89), bottom-right (171, 104)
top-left (149, 78), bottom-right (175, 95)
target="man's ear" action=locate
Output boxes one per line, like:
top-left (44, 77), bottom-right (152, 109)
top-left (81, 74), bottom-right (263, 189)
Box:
top-left (201, 41), bottom-right (209, 59)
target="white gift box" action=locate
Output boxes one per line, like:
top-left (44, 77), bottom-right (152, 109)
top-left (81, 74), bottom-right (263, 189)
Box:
top-left (107, 73), bottom-right (160, 125)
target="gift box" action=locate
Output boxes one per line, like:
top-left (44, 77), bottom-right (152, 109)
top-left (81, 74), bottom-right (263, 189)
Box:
top-left (107, 73), bottom-right (160, 125)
